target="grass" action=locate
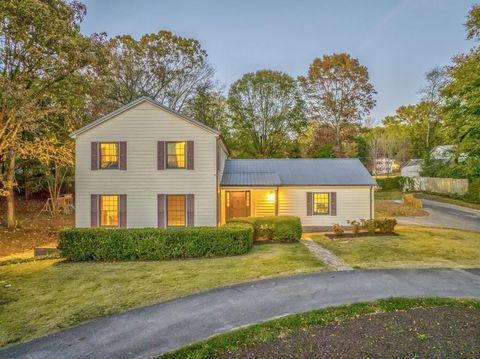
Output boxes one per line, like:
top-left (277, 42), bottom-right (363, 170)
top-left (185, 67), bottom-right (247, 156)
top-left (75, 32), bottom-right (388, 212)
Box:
top-left (375, 190), bottom-right (403, 200)
top-left (418, 193), bottom-right (480, 210)
top-left (374, 190), bottom-right (480, 210)
top-left (312, 226), bottom-right (480, 269)
top-left (0, 243), bottom-right (324, 348)
top-left (160, 297), bottom-right (480, 359)
top-left (375, 200), bottom-right (428, 217)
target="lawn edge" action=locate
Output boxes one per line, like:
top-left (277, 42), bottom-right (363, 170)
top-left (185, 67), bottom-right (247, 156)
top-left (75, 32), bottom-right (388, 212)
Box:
top-left (159, 297), bottom-right (480, 359)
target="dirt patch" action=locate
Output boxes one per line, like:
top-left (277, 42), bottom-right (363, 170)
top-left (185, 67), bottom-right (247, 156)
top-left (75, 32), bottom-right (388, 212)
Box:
top-left (0, 198), bottom-right (73, 258)
top-left (221, 307), bottom-right (480, 358)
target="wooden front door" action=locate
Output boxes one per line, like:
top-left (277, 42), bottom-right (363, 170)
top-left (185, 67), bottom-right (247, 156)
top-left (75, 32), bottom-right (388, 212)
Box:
top-left (226, 191), bottom-right (250, 220)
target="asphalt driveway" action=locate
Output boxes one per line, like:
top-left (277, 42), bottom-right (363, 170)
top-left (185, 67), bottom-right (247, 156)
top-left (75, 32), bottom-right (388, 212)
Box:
top-left (397, 199), bottom-right (480, 231)
top-left (1, 268), bottom-right (480, 359)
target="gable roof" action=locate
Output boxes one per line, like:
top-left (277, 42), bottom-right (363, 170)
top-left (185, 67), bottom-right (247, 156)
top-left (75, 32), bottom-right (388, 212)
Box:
top-left (221, 159), bottom-right (376, 186)
top-left (70, 96), bottom-right (222, 139)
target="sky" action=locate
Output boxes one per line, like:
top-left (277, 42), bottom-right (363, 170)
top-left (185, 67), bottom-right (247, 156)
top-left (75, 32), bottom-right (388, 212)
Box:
top-left (80, 0), bottom-right (476, 122)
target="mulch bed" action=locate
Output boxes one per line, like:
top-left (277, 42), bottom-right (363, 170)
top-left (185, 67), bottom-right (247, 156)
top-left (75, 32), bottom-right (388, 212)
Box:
top-left (0, 198), bottom-right (73, 257)
top-left (221, 307), bottom-right (480, 358)
top-left (324, 232), bottom-right (399, 239)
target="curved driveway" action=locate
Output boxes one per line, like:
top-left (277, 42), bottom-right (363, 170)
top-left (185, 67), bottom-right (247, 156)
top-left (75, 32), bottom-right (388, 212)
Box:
top-left (2, 268), bottom-right (480, 359)
top-left (397, 199), bottom-right (480, 231)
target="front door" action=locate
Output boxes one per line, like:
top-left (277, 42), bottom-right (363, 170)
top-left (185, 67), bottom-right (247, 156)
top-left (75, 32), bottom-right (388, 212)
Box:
top-left (226, 191), bottom-right (250, 220)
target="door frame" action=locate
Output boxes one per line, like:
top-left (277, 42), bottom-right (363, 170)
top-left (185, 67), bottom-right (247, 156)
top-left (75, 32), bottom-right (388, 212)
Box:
top-left (226, 190), bottom-right (251, 220)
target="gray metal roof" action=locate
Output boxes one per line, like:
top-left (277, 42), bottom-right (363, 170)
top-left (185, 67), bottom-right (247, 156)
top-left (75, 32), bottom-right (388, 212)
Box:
top-left (221, 159), bottom-right (376, 186)
top-left (221, 172), bottom-right (282, 186)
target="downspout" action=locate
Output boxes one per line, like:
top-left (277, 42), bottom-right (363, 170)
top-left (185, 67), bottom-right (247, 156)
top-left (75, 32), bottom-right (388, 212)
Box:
top-left (370, 186), bottom-right (374, 219)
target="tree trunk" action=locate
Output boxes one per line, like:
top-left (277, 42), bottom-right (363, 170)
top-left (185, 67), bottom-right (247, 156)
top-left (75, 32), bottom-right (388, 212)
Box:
top-left (6, 150), bottom-right (16, 229)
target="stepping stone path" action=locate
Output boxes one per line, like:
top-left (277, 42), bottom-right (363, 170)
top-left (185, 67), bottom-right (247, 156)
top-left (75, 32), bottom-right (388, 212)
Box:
top-left (301, 237), bottom-right (353, 271)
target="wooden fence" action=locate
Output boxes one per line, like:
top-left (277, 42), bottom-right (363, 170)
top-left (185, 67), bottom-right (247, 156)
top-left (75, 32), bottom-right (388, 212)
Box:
top-left (412, 177), bottom-right (469, 195)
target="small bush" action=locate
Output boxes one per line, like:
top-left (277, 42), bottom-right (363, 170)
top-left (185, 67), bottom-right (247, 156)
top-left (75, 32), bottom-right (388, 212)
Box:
top-left (332, 224), bottom-right (345, 236)
top-left (362, 219), bottom-right (377, 234)
top-left (375, 217), bottom-right (397, 234)
top-left (58, 224), bottom-right (254, 261)
top-left (361, 218), bottom-right (397, 234)
top-left (404, 194), bottom-right (423, 208)
top-left (227, 216), bottom-right (302, 242)
top-left (349, 220), bottom-right (361, 236)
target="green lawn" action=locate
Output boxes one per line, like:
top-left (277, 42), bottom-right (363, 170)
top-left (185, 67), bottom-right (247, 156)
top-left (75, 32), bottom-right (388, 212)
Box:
top-left (0, 243), bottom-right (325, 348)
top-left (312, 226), bottom-right (480, 269)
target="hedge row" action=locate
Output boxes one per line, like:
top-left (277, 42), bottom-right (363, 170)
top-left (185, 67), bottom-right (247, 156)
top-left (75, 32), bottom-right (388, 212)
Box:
top-left (58, 224), bottom-right (254, 261)
top-left (376, 176), bottom-right (414, 191)
top-left (227, 216), bottom-right (302, 242)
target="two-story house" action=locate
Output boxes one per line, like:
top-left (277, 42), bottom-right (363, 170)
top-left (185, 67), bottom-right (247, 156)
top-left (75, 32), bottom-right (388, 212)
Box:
top-left (71, 97), bottom-right (376, 232)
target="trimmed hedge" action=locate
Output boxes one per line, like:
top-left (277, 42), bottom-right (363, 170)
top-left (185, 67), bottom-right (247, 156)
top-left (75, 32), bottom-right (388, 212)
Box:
top-left (58, 224), bottom-right (253, 261)
top-left (227, 216), bottom-right (302, 242)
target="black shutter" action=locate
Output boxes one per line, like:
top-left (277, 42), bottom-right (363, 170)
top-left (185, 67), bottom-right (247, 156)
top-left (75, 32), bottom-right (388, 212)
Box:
top-left (91, 194), bottom-right (98, 227)
top-left (119, 142), bottom-right (127, 170)
top-left (158, 141), bottom-right (165, 170)
top-left (119, 194), bottom-right (127, 227)
top-left (330, 192), bottom-right (337, 216)
top-left (91, 142), bottom-right (98, 170)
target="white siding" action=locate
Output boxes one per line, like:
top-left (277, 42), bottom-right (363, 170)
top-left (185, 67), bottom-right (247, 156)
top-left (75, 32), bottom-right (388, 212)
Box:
top-left (220, 186), bottom-right (373, 227)
top-left (75, 101), bottom-right (218, 228)
top-left (278, 186), bottom-right (373, 227)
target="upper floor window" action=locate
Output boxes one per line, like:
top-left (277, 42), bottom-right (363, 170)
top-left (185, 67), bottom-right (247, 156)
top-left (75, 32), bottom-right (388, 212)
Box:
top-left (100, 195), bottom-right (119, 227)
top-left (313, 193), bottom-right (330, 215)
top-left (166, 141), bottom-right (186, 169)
top-left (100, 143), bottom-right (118, 169)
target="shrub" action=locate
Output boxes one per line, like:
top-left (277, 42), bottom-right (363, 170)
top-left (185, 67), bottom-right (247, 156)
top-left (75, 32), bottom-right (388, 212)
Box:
top-left (375, 217), bottom-right (397, 234)
top-left (376, 176), bottom-right (414, 192)
top-left (361, 219), bottom-right (377, 234)
top-left (227, 216), bottom-right (302, 242)
top-left (349, 220), bottom-right (361, 236)
top-left (58, 224), bottom-right (254, 261)
top-left (332, 224), bottom-right (344, 236)
top-left (361, 218), bottom-right (397, 234)
top-left (403, 194), bottom-right (423, 208)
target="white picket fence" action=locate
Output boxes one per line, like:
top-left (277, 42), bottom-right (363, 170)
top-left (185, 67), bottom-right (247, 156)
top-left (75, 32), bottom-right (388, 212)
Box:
top-left (411, 177), bottom-right (469, 195)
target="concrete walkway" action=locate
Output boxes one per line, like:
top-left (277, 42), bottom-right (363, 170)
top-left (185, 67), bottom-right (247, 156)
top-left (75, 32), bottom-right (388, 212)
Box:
top-left (2, 268), bottom-right (480, 359)
top-left (397, 199), bottom-right (480, 231)
top-left (301, 238), bottom-right (352, 271)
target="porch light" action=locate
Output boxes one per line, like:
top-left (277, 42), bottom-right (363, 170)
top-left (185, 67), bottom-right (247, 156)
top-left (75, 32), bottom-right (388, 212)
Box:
top-left (267, 192), bottom-right (275, 202)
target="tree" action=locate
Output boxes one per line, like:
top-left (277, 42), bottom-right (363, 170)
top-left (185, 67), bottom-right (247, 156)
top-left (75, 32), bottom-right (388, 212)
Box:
top-left (227, 70), bottom-right (306, 158)
top-left (300, 53), bottom-right (376, 153)
top-left (0, 0), bottom-right (104, 228)
top-left (106, 31), bottom-right (214, 112)
top-left (441, 4), bottom-right (480, 176)
top-left (182, 87), bottom-right (230, 136)
top-left (383, 102), bottom-right (445, 159)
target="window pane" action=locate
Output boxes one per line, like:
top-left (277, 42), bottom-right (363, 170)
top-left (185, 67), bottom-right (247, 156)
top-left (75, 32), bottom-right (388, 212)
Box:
top-left (100, 143), bottom-right (118, 169)
top-left (100, 195), bottom-right (118, 226)
top-left (313, 193), bottom-right (329, 214)
top-left (167, 195), bottom-right (186, 227)
top-left (167, 142), bottom-right (186, 168)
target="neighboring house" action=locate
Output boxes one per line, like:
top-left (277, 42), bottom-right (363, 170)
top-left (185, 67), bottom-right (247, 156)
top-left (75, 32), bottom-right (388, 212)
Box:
top-left (400, 159), bottom-right (423, 178)
top-left (431, 145), bottom-right (467, 162)
top-left (71, 97), bottom-right (376, 232)
top-left (373, 157), bottom-right (400, 175)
